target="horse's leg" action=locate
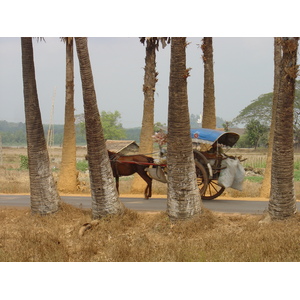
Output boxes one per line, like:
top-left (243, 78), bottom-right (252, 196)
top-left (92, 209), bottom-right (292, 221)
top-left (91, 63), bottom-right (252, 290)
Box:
top-left (115, 176), bottom-right (119, 194)
top-left (144, 178), bottom-right (152, 199)
top-left (137, 168), bottom-right (152, 199)
top-left (144, 184), bottom-right (149, 199)
top-left (149, 178), bottom-right (152, 198)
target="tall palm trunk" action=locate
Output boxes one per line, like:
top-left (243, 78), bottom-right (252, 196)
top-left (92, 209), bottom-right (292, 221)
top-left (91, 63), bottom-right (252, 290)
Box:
top-left (58, 37), bottom-right (77, 193)
top-left (131, 38), bottom-right (157, 194)
top-left (75, 37), bottom-right (124, 219)
top-left (268, 37), bottom-right (299, 219)
top-left (140, 38), bottom-right (157, 154)
top-left (201, 37), bottom-right (216, 129)
top-left (21, 37), bottom-right (60, 215)
top-left (260, 38), bottom-right (281, 198)
top-left (167, 37), bottom-right (202, 220)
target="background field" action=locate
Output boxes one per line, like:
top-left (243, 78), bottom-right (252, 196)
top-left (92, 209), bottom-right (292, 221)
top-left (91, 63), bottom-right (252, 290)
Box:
top-left (2, 146), bottom-right (300, 199)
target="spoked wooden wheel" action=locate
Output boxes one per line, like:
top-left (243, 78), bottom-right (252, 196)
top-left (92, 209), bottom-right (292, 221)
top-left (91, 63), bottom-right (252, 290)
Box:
top-left (194, 160), bottom-right (208, 196)
top-left (202, 179), bottom-right (225, 200)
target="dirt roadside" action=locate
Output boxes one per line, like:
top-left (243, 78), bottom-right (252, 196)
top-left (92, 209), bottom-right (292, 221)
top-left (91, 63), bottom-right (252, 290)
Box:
top-left (0, 192), bottom-right (275, 202)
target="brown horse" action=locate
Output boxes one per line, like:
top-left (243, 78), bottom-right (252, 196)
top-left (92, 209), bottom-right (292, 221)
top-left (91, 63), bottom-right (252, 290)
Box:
top-left (108, 150), bottom-right (154, 199)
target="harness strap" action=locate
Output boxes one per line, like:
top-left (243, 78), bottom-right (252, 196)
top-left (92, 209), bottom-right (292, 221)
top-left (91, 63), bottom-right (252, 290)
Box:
top-left (110, 160), bottom-right (166, 167)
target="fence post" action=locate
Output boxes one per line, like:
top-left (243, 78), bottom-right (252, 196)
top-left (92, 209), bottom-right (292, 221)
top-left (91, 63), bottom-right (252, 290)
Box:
top-left (0, 134), bottom-right (3, 166)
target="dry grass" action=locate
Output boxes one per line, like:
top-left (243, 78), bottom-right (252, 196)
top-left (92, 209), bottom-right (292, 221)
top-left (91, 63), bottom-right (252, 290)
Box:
top-left (0, 167), bottom-right (30, 193)
top-left (1, 203), bottom-right (300, 262)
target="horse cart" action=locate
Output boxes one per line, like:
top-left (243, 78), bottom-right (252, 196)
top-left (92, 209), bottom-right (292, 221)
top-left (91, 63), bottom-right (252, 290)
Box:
top-left (147, 128), bottom-right (245, 200)
top-left (107, 128), bottom-right (245, 200)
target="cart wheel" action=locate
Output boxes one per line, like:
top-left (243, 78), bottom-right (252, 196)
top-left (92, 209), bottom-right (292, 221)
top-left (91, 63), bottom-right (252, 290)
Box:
top-left (202, 180), bottom-right (225, 200)
top-left (194, 159), bottom-right (208, 196)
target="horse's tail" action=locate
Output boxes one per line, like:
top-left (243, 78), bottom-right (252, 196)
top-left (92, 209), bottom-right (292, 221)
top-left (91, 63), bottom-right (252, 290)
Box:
top-left (146, 156), bottom-right (157, 168)
top-left (147, 156), bottom-right (154, 163)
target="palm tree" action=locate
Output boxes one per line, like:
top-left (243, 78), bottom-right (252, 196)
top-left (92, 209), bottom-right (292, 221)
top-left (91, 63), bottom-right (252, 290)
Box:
top-left (131, 37), bottom-right (169, 194)
top-left (260, 37), bottom-right (281, 198)
top-left (139, 37), bottom-right (158, 154)
top-left (57, 37), bottom-right (77, 193)
top-left (167, 37), bottom-right (202, 220)
top-left (75, 37), bottom-right (124, 219)
top-left (201, 37), bottom-right (216, 129)
top-left (268, 37), bottom-right (299, 219)
top-left (21, 37), bottom-right (60, 215)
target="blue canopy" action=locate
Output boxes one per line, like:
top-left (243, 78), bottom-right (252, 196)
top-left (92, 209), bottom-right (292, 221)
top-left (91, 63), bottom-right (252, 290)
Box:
top-left (190, 128), bottom-right (239, 147)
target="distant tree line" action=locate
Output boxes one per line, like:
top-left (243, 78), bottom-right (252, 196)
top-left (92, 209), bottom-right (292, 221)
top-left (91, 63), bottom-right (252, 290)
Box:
top-left (0, 120), bottom-right (86, 146)
top-left (1, 112), bottom-right (225, 146)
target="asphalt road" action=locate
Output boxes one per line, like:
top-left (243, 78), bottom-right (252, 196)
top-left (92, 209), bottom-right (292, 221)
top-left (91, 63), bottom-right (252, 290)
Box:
top-left (1, 194), bottom-right (298, 214)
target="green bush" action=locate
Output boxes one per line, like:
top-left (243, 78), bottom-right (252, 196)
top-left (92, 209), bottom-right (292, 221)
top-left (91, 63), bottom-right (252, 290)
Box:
top-left (294, 160), bottom-right (300, 170)
top-left (76, 160), bottom-right (89, 172)
top-left (20, 155), bottom-right (28, 169)
top-left (294, 170), bottom-right (300, 181)
top-left (245, 176), bottom-right (263, 183)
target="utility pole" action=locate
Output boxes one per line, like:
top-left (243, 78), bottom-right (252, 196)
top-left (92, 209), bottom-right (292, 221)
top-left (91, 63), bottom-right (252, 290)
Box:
top-left (47, 87), bottom-right (56, 149)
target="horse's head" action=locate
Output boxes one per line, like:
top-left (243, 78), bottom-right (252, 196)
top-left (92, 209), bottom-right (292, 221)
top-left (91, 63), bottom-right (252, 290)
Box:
top-left (107, 150), bottom-right (118, 160)
top-left (107, 150), bottom-right (116, 155)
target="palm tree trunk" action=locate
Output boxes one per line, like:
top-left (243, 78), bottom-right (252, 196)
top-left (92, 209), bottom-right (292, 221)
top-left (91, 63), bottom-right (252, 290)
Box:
top-left (201, 37), bottom-right (216, 129)
top-left (131, 38), bottom-right (157, 194)
top-left (268, 37), bottom-right (299, 219)
top-left (167, 37), bottom-right (202, 220)
top-left (58, 38), bottom-right (77, 193)
top-left (260, 38), bottom-right (281, 198)
top-left (140, 39), bottom-right (157, 154)
top-left (75, 37), bottom-right (124, 219)
top-left (21, 37), bottom-right (60, 215)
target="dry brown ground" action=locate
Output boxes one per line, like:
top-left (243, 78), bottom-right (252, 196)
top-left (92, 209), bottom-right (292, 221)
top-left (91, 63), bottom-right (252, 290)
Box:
top-left (1, 203), bottom-right (300, 262)
top-left (1, 147), bottom-right (300, 262)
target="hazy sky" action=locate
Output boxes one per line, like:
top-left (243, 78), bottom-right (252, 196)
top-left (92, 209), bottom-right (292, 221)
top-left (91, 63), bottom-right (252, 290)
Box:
top-left (0, 37), bottom-right (277, 128)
